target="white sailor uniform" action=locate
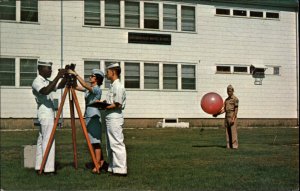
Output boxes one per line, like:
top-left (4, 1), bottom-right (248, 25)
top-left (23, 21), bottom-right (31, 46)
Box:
top-left (105, 79), bottom-right (127, 174)
top-left (32, 75), bottom-right (56, 172)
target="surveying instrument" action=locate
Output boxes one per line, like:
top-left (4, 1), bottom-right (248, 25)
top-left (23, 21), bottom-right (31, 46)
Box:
top-left (38, 63), bottom-right (100, 174)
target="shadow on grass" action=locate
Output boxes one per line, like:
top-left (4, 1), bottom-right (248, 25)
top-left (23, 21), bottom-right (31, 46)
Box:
top-left (55, 161), bottom-right (76, 170)
top-left (192, 145), bottom-right (226, 148)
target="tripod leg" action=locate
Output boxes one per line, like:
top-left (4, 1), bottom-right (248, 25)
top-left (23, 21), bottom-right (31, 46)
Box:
top-left (70, 87), bottom-right (100, 173)
top-left (69, 91), bottom-right (78, 169)
top-left (39, 87), bottom-right (69, 174)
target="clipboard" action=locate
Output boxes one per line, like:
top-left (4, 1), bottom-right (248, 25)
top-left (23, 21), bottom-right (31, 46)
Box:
top-left (87, 101), bottom-right (111, 109)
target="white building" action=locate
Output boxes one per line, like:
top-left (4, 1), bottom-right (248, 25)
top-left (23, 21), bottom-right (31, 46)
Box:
top-left (0, 0), bottom-right (299, 128)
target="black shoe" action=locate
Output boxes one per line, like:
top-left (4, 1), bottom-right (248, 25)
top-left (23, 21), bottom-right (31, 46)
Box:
top-left (43, 171), bottom-right (57, 176)
top-left (110, 173), bottom-right (127, 177)
top-left (85, 162), bottom-right (94, 169)
top-left (100, 161), bottom-right (109, 172)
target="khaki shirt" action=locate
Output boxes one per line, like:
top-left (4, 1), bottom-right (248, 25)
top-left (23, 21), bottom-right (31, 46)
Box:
top-left (224, 95), bottom-right (239, 117)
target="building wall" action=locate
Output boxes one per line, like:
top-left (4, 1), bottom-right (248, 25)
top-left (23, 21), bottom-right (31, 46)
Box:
top-left (0, 1), bottom-right (298, 122)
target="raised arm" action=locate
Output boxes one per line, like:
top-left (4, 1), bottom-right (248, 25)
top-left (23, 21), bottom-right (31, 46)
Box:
top-left (67, 69), bottom-right (93, 92)
top-left (39, 69), bottom-right (66, 95)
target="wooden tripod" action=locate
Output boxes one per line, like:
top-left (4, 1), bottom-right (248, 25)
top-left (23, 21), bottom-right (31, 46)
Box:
top-left (38, 85), bottom-right (100, 174)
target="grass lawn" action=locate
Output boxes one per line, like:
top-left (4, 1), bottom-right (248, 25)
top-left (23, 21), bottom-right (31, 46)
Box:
top-left (0, 127), bottom-right (299, 191)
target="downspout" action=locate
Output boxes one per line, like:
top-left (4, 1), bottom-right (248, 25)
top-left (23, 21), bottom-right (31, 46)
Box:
top-left (60, 0), bottom-right (64, 127)
top-left (296, 10), bottom-right (299, 126)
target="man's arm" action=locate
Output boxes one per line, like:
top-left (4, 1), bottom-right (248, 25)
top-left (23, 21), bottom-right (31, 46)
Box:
top-left (39, 69), bottom-right (66, 95)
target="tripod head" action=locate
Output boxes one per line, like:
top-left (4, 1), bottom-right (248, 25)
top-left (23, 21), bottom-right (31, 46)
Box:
top-left (64, 63), bottom-right (77, 88)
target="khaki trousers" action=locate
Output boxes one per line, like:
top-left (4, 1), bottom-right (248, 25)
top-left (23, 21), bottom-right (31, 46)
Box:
top-left (225, 117), bottom-right (238, 149)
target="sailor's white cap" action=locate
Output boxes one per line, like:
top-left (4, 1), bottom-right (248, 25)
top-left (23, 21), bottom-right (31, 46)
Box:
top-left (38, 61), bottom-right (53, 67)
top-left (106, 62), bottom-right (120, 69)
top-left (92, 69), bottom-right (104, 78)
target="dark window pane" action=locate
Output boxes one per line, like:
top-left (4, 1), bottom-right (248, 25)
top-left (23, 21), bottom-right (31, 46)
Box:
top-left (234, 66), bottom-right (247, 73)
top-left (84, 61), bottom-right (100, 82)
top-left (216, 66), bottom-right (230, 73)
top-left (0, 0), bottom-right (16, 20)
top-left (20, 59), bottom-right (37, 86)
top-left (144, 63), bottom-right (159, 89)
top-left (105, 0), bottom-right (120, 27)
top-left (216, 8), bottom-right (230, 15)
top-left (144, 3), bottom-right (159, 29)
top-left (233, 9), bottom-right (247, 16)
top-left (163, 64), bottom-right (177, 89)
top-left (21, 0), bottom-right (38, 22)
top-left (181, 6), bottom-right (195, 31)
top-left (250, 11), bottom-right (263, 18)
top-left (266, 12), bottom-right (279, 19)
top-left (125, 62), bottom-right (140, 88)
top-left (182, 65), bottom-right (195, 90)
top-left (0, 58), bottom-right (15, 86)
top-left (274, 67), bottom-right (280, 75)
top-left (125, 1), bottom-right (139, 28)
top-left (84, 0), bottom-right (100, 25)
top-left (163, 4), bottom-right (177, 30)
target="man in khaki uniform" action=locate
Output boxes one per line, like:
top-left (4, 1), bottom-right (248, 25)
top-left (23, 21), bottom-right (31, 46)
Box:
top-left (213, 85), bottom-right (239, 149)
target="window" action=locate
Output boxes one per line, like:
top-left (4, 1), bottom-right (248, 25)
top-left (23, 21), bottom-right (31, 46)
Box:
top-left (250, 11), bottom-right (263, 18)
top-left (216, 8), bottom-right (230, 15)
top-left (84, 61), bottom-right (100, 82)
top-left (233, 9), bottom-right (247, 16)
top-left (182, 65), bottom-right (195, 90)
top-left (273, 67), bottom-right (280, 75)
top-left (20, 59), bottom-right (37, 86)
top-left (144, 2), bottom-right (159, 29)
top-left (233, 66), bottom-right (247, 73)
top-left (163, 64), bottom-right (177, 89)
top-left (105, 0), bottom-right (120, 27)
top-left (21, 0), bottom-right (38, 22)
top-left (181, 6), bottom-right (195, 32)
top-left (125, 1), bottom-right (140, 28)
top-left (216, 66), bottom-right (230, 73)
top-left (266, 12), bottom-right (279, 19)
top-left (0, 0), bottom-right (16, 21)
top-left (84, 0), bottom-right (100, 25)
top-left (0, 58), bottom-right (15, 86)
top-left (125, 62), bottom-right (140, 88)
top-left (144, 63), bottom-right (159, 89)
top-left (163, 4), bottom-right (177, 30)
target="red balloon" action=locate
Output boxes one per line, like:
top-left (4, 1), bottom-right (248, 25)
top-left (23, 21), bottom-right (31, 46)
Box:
top-left (201, 92), bottom-right (223, 115)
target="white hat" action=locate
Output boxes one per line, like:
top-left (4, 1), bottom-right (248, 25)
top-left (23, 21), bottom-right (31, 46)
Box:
top-left (106, 62), bottom-right (120, 69)
top-left (92, 69), bottom-right (104, 78)
top-left (38, 61), bottom-right (52, 67)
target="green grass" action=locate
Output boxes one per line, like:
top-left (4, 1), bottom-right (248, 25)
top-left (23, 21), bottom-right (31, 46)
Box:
top-left (1, 127), bottom-right (299, 191)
